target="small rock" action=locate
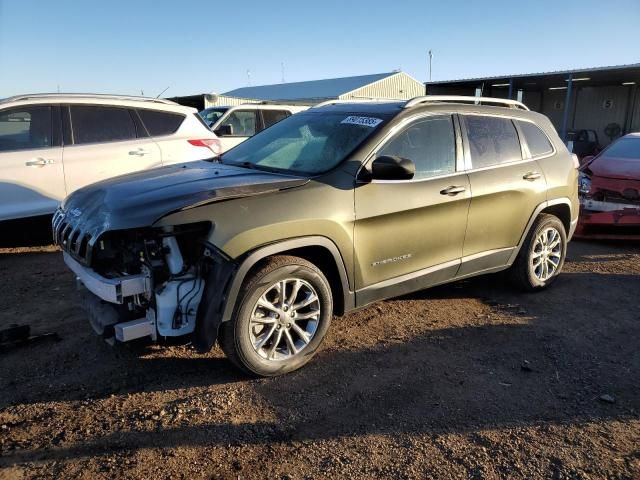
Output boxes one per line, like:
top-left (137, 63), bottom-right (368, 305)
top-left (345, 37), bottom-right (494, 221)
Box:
top-left (521, 360), bottom-right (533, 372)
top-left (152, 415), bottom-right (160, 421)
top-left (599, 394), bottom-right (615, 404)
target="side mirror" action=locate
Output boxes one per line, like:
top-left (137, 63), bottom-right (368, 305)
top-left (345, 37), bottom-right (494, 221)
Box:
top-left (370, 155), bottom-right (415, 181)
top-left (214, 124), bottom-right (233, 136)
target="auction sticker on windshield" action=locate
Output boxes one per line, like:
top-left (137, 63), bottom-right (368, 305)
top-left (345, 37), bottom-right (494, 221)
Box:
top-left (341, 116), bottom-right (383, 128)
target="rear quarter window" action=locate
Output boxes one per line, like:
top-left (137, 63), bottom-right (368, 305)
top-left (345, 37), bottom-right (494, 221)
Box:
top-left (518, 120), bottom-right (553, 157)
top-left (137, 109), bottom-right (185, 136)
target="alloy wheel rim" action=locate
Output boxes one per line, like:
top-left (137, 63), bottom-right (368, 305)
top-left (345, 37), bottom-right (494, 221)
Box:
top-left (248, 278), bottom-right (320, 361)
top-left (531, 227), bottom-right (562, 281)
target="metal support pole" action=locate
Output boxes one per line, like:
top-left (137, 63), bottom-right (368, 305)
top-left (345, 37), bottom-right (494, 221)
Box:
top-left (507, 78), bottom-right (513, 99)
top-left (560, 73), bottom-right (573, 142)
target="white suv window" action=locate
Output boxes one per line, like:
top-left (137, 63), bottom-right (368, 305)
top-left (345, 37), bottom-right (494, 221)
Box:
top-left (0, 106), bottom-right (52, 152)
top-left (137, 109), bottom-right (185, 136)
top-left (70, 106), bottom-right (137, 145)
top-left (222, 110), bottom-right (257, 137)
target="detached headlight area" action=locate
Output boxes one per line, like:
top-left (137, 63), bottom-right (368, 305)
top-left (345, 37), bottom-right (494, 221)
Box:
top-left (578, 172), bottom-right (592, 195)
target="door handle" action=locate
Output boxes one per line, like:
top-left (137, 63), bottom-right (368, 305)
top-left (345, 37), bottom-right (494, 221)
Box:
top-left (25, 158), bottom-right (53, 167)
top-left (128, 149), bottom-right (148, 156)
top-left (440, 185), bottom-right (466, 196)
top-left (523, 171), bottom-right (542, 181)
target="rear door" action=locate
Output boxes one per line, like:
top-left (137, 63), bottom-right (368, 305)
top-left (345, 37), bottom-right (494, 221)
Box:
top-left (259, 109), bottom-right (290, 132)
top-left (0, 104), bottom-right (66, 220)
top-left (62, 105), bottom-right (162, 193)
top-left (354, 114), bottom-right (470, 302)
top-left (458, 114), bottom-right (547, 275)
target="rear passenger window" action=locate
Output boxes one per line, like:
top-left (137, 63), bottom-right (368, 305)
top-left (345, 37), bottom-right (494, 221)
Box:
top-left (71, 106), bottom-right (136, 144)
top-left (378, 115), bottom-right (456, 179)
top-left (262, 110), bottom-right (289, 129)
top-left (138, 109), bottom-right (185, 136)
top-left (518, 121), bottom-right (553, 157)
top-left (464, 115), bottom-right (522, 168)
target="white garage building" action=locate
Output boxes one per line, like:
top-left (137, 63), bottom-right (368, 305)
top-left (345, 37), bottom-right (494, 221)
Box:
top-left (212, 71), bottom-right (425, 106)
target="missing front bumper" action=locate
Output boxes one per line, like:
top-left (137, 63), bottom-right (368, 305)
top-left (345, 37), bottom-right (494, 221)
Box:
top-left (63, 252), bottom-right (151, 304)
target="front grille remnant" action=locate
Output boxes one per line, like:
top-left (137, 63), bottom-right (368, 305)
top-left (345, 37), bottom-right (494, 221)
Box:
top-left (52, 208), bottom-right (95, 265)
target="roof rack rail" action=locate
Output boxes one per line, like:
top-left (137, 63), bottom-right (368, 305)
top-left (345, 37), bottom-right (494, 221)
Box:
top-left (312, 98), bottom-right (399, 108)
top-left (404, 95), bottom-right (529, 111)
top-left (0, 93), bottom-right (178, 106)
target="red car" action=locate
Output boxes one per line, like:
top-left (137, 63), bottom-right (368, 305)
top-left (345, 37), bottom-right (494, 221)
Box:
top-left (576, 133), bottom-right (640, 239)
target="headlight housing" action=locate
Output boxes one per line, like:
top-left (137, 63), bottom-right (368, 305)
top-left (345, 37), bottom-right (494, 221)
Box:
top-left (578, 172), bottom-right (591, 195)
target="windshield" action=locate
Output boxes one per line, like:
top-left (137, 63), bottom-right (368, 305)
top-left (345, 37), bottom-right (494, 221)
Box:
top-left (602, 137), bottom-right (640, 159)
top-left (220, 112), bottom-right (387, 175)
top-left (199, 107), bottom-right (228, 126)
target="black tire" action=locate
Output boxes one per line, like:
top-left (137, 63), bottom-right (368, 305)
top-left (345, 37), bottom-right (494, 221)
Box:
top-left (509, 213), bottom-right (567, 292)
top-left (219, 255), bottom-right (333, 376)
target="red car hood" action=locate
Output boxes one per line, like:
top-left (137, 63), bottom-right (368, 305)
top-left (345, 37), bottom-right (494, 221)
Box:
top-left (588, 156), bottom-right (640, 180)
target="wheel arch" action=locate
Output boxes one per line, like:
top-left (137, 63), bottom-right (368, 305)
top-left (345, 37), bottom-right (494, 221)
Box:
top-left (222, 236), bottom-right (354, 323)
top-left (507, 198), bottom-right (574, 266)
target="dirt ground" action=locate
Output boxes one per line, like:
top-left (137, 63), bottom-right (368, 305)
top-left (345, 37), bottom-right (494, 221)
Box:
top-left (0, 237), bottom-right (638, 479)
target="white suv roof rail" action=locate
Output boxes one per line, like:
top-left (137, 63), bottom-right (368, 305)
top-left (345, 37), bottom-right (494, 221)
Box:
top-left (0, 93), bottom-right (178, 106)
top-left (404, 95), bottom-right (529, 111)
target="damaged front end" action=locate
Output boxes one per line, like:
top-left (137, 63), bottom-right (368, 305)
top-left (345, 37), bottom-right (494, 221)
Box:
top-left (576, 172), bottom-right (640, 239)
top-left (54, 208), bottom-right (234, 349)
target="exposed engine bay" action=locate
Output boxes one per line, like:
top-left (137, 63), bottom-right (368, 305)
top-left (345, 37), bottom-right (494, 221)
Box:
top-left (60, 220), bottom-right (214, 344)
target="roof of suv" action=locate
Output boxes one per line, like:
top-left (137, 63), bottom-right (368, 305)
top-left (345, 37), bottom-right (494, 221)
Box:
top-left (0, 93), bottom-right (197, 113)
top-left (309, 96), bottom-right (549, 125)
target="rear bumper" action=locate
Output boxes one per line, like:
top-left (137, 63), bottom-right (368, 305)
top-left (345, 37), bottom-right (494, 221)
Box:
top-left (63, 252), bottom-right (151, 304)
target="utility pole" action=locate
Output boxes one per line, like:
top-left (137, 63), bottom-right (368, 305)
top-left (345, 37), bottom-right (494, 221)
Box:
top-left (281, 62), bottom-right (285, 83)
top-left (428, 50), bottom-right (433, 82)
top-left (247, 69), bottom-right (251, 87)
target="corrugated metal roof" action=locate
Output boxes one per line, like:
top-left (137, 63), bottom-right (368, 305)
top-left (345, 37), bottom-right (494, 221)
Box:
top-left (427, 63), bottom-right (640, 85)
top-left (223, 72), bottom-right (399, 101)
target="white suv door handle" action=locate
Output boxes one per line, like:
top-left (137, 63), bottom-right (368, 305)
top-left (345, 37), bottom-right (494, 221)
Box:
top-left (523, 171), bottom-right (542, 181)
top-left (128, 149), bottom-right (148, 156)
top-left (25, 157), bottom-right (53, 167)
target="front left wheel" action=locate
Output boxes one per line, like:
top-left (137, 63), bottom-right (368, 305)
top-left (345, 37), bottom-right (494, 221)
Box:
top-left (219, 255), bottom-right (333, 376)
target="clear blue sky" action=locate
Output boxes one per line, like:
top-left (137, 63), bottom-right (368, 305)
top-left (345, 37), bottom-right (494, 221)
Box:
top-left (0, 0), bottom-right (638, 98)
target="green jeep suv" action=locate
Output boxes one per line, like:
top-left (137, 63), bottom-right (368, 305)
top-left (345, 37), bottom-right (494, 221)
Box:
top-left (54, 96), bottom-right (579, 376)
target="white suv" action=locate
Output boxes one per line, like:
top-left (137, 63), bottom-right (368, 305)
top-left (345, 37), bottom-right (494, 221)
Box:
top-left (199, 103), bottom-right (308, 152)
top-left (0, 93), bottom-right (220, 222)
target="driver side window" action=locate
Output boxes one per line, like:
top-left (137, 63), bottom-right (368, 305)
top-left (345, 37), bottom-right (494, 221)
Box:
top-left (377, 115), bottom-right (456, 180)
top-left (222, 110), bottom-right (256, 137)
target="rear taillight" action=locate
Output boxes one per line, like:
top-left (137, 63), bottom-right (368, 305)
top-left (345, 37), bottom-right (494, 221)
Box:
top-left (188, 138), bottom-right (221, 155)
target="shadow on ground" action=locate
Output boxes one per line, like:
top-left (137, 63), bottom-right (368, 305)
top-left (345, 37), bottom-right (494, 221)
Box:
top-left (1, 244), bottom-right (638, 465)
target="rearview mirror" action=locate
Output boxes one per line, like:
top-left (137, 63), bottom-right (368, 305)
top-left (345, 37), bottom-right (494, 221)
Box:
top-left (214, 124), bottom-right (233, 136)
top-left (370, 155), bottom-right (415, 181)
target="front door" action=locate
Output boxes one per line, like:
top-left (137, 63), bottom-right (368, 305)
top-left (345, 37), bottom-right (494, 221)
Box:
top-left (354, 114), bottom-right (470, 304)
top-left (216, 109), bottom-right (257, 152)
top-left (0, 104), bottom-right (66, 220)
top-left (62, 105), bottom-right (162, 193)
top-left (459, 114), bottom-right (548, 275)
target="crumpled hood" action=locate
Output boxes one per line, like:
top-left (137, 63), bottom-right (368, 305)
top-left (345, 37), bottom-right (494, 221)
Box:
top-left (587, 156), bottom-right (640, 180)
top-left (61, 161), bottom-right (308, 237)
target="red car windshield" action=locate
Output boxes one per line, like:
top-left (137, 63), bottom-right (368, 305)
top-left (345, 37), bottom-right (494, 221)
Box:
top-left (602, 137), bottom-right (640, 160)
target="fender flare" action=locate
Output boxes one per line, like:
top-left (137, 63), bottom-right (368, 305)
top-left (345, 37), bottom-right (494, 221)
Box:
top-left (221, 236), bottom-right (354, 323)
top-left (507, 197), bottom-right (575, 265)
